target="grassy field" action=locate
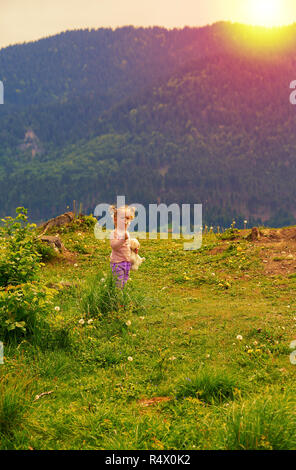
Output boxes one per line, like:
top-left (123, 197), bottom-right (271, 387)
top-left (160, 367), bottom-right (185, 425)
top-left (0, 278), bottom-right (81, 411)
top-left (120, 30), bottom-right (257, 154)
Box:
top-left (1, 222), bottom-right (296, 450)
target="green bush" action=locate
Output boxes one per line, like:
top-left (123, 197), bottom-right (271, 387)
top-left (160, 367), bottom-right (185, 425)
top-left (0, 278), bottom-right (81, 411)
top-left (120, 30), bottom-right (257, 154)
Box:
top-left (0, 207), bottom-right (42, 286)
top-left (0, 283), bottom-right (54, 342)
top-left (35, 240), bottom-right (57, 261)
top-left (219, 228), bottom-right (240, 240)
top-left (59, 214), bottom-right (97, 233)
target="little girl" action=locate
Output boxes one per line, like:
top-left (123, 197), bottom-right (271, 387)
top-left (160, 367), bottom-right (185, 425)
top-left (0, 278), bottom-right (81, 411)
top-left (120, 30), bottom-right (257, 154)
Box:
top-left (109, 205), bottom-right (135, 288)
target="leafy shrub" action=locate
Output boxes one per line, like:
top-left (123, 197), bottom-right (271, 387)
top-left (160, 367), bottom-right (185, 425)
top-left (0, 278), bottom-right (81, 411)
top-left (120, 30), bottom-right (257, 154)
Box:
top-left (219, 228), bottom-right (240, 240)
top-left (0, 207), bottom-right (41, 287)
top-left (0, 283), bottom-right (54, 342)
top-left (35, 239), bottom-right (57, 261)
top-left (59, 214), bottom-right (97, 233)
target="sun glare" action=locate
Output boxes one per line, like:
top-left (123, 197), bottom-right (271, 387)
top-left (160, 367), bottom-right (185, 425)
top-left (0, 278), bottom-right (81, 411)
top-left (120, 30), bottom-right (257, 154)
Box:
top-left (249, 0), bottom-right (283, 27)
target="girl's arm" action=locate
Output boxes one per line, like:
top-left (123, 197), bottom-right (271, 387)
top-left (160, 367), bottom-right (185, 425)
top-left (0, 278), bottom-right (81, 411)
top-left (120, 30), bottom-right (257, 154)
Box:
top-left (110, 230), bottom-right (129, 249)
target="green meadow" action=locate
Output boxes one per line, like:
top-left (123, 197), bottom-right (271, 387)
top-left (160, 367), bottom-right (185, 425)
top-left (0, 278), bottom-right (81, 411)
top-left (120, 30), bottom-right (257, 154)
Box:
top-left (1, 212), bottom-right (296, 450)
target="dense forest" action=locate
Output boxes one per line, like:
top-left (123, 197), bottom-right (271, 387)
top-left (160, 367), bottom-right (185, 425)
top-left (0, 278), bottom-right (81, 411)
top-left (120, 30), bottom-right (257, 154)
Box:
top-left (1, 22), bottom-right (296, 227)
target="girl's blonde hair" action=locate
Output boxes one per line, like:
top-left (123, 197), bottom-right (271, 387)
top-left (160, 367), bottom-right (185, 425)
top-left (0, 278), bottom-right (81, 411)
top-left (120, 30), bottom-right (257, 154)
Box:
top-left (109, 204), bottom-right (136, 221)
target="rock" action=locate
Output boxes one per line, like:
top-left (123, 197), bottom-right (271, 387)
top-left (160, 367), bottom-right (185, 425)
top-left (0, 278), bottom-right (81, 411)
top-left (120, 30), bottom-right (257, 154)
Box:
top-left (247, 227), bottom-right (262, 241)
top-left (39, 235), bottom-right (68, 253)
top-left (39, 212), bottom-right (75, 235)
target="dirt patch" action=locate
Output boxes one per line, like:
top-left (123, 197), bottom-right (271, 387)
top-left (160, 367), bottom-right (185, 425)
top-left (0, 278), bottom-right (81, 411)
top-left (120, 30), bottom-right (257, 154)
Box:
top-left (221, 227), bottom-right (296, 277)
top-left (242, 227), bottom-right (296, 276)
top-left (258, 241), bottom-right (296, 276)
top-left (138, 397), bottom-right (172, 407)
top-left (262, 227), bottom-right (296, 241)
top-left (208, 245), bottom-right (227, 255)
top-left (46, 251), bottom-right (77, 266)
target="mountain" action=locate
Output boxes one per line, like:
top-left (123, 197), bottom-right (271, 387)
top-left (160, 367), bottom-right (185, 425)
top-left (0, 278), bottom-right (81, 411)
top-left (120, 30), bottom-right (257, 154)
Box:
top-left (1, 22), bottom-right (296, 226)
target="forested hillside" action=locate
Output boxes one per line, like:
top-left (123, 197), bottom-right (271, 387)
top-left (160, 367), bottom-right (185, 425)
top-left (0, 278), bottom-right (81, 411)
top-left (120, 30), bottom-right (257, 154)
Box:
top-left (1, 22), bottom-right (296, 226)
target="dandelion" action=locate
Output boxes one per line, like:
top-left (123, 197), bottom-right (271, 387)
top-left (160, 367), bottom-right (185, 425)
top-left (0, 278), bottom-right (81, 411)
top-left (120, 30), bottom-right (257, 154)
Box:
top-left (236, 335), bottom-right (243, 341)
top-left (128, 356), bottom-right (133, 362)
top-left (79, 319), bottom-right (85, 325)
top-left (54, 306), bottom-right (60, 312)
top-left (126, 320), bottom-right (131, 326)
top-left (247, 349), bottom-right (254, 354)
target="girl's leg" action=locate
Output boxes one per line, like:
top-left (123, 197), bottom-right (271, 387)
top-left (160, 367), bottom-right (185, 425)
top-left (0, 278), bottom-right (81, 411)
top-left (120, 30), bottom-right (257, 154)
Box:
top-left (110, 262), bottom-right (131, 289)
top-left (123, 262), bottom-right (132, 286)
top-left (111, 262), bottom-right (125, 288)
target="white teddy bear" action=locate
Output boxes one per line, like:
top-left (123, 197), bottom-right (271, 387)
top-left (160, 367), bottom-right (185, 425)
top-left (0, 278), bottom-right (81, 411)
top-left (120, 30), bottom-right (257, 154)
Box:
top-left (129, 238), bottom-right (145, 271)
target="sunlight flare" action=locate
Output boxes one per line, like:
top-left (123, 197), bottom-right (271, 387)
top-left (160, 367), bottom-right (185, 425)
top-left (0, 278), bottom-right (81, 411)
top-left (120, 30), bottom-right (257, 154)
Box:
top-left (249, 0), bottom-right (284, 27)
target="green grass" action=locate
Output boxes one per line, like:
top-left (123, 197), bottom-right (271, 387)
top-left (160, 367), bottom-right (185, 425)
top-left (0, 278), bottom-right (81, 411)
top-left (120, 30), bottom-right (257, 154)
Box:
top-left (1, 227), bottom-right (296, 449)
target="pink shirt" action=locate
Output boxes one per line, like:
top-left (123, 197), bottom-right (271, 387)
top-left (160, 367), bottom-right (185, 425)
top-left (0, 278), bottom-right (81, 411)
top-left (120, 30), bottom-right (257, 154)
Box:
top-left (110, 230), bottom-right (131, 263)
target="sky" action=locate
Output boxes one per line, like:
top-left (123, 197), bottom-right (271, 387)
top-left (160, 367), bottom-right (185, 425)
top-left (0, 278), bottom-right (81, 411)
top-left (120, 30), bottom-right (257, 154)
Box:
top-left (1, 0), bottom-right (296, 49)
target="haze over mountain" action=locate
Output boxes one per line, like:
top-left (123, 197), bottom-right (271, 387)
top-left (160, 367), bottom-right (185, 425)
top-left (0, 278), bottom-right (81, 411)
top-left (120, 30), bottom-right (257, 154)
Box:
top-left (1, 22), bottom-right (296, 226)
